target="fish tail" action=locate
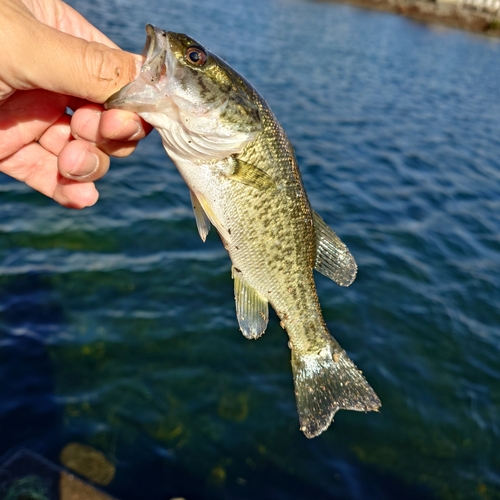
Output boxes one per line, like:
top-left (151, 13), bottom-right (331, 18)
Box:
top-left (291, 336), bottom-right (381, 438)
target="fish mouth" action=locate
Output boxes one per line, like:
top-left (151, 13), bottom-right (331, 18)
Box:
top-left (105, 24), bottom-right (169, 112)
top-left (140, 24), bottom-right (167, 82)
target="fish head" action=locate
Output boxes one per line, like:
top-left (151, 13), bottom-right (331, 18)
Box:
top-left (105, 24), bottom-right (168, 113)
top-left (106, 25), bottom-right (262, 160)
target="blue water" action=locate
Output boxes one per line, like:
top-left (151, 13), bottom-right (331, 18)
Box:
top-left (1, 0), bottom-right (500, 499)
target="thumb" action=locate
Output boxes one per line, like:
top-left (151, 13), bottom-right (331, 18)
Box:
top-left (3, 4), bottom-right (141, 103)
top-left (36, 26), bottom-right (141, 102)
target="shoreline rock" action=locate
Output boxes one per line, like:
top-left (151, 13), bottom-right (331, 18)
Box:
top-left (318, 0), bottom-right (500, 36)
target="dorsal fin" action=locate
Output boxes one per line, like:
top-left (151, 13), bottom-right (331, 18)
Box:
top-left (313, 211), bottom-right (357, 287)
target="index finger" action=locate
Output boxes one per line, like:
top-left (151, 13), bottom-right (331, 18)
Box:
top-left (99, 109), bottom-right (153, 141)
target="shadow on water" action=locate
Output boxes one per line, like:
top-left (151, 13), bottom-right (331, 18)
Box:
top-left (0, 333), bottom-right (60, 452)
top-left (0, 274), bottom-right (62, 456)
top-left (0, 270), bottom-right (439, 500)
top-left (0, 303), bottom-right (437, 500)
top-left (108, 445), bottom-right (439, 500)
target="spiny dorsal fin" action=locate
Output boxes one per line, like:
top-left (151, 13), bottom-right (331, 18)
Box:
top-left (190, 190), bottom-right (211, 242)
top-left (226, 156), bottom-right (275, 191)
top-left (232, 266), bottom-right (269, 339)
top-left (313, 211), bottom-right (357, 287)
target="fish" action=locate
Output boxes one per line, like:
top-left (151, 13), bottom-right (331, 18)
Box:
top-left (105, 24), bottom-right (381, 438)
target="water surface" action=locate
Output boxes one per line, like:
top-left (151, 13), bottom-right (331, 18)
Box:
top-left (1, 0), bottom-right (500, 499)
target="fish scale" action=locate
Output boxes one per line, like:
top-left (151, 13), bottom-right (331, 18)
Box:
top-left (106, 24), bottom-right (381, 437)
top-left (216, 95), bottom-right (321, 352)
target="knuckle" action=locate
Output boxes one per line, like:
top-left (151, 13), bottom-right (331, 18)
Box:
top-left (84, 43), bottom-right (116, 85)
top-left (83, 43), bottom-right (134, 100)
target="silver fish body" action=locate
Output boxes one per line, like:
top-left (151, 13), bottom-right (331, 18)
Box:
top-left (106, 25), bottom-right (380, 437)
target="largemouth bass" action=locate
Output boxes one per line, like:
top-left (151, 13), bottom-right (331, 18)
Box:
top-left (106, 25), bottom-right (381, 438)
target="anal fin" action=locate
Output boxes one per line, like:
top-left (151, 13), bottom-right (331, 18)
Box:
top-left (232, 267), bottom-right (269, 339)
top-left (190, 190), bottom-right (211, 242)
top-left (313, 211), bottom-right (357, 287)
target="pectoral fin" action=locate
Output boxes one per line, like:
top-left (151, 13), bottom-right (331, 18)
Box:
top-left (313, 211), bottom-right (357, 286)
top-left (226, 156), bottom-right (274, 191)
top-left (232, 267), bottom-right (269, 339)
top-left (190, 190), bottom-right (211, 242)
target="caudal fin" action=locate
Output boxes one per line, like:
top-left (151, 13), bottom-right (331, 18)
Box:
top-left (291, 339), bottom-right (380, 438)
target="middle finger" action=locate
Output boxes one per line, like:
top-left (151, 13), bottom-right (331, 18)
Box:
top-left (71, 105), bottom-right (146, 157)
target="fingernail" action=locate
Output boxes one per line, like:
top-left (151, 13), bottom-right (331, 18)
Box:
top-left (67, 151), bottom-right (99, 179)
top-left (127, 120), bottom-right (142, 140)
top-left (109, 119), bottom-right (141, 140)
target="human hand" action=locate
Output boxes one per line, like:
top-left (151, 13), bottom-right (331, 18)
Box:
top-left (0, 0), bottom-right (152, 208)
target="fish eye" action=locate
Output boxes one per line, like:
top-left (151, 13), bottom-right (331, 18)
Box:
top-left (185, 46), bottom-right (207, 67)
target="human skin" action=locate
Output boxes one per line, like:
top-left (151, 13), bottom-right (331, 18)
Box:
top-left (0, 0), bottom-right (152, 208)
